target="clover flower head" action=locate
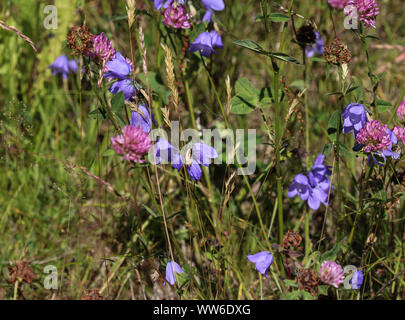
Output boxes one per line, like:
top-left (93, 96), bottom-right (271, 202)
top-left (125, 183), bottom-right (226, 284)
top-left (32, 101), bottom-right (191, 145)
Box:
top-left (342, 103), bottom-right (368, 138)
top-left (111, 125), bottom-right (151, 163)
top-left (90, 32), bottom-right (116, 64)
top-left (328, 0), bottom-right (349, 9)
top-left (393, 126), bottom-right (405, 144)
top-left (397, 100), bottom-right (405, 121)
top-left (163, 4), bottom-right (192, 29)
top-left (356, 120), bottom-right (391, 153)
top-left (247, 251), bottom-right (273, 278)
top-left (346, 0), bottom-right (379, 28)
top-left (319, 260), bottom-right (345, 288)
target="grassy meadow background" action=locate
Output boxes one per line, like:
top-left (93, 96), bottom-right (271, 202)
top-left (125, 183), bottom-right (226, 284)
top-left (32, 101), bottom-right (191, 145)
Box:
top-left (0, 0), bottom-right (404, 300)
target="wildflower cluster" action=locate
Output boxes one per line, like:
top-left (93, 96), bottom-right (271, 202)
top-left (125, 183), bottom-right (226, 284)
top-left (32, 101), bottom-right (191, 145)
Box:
top-left (288, 154), bottom-right (332, 210)
top-left (342, 103), bottom-right (401, 165)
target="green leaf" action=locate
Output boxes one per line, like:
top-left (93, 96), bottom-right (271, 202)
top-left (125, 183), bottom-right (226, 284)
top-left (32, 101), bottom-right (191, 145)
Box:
top-left (327, 111), bottom-right (340, 141)
top-left (320, 244), bottom-right (339, 262)
top-left (256, 13), bottom-right (289, 22)
top-left (323, 143), bottom-right (332, 156)
top-left (89, 107), bottom-right (107, 120)
top-left (376, 99), bottom-right (393, 113)
top-left (103, 149), bottom-right (116, 157)
top-left (139, 72), bottom-right (171, 104)
top-left (111, 92), bottom-right (125, 114)
top-left (235, 77), bottom-right (260, 97)
top-left (338, 141), bottom-right (356, 158)
top-left (230, 78), bottom-right (261, 114)
top-left (232, 40), bottom-right (266, 54)
top-left (230, 96), bottom-right (257, 114)
top-left (258, 87), bottom-right (273, 108)
top-left (269, 52), bottom-right (301, 65)
top-left (290, 80), bottom-right (306, 91)
top-left (310, 57), bottom-right (327, 63)
top-left (142, 204), bottom-right (158, 218)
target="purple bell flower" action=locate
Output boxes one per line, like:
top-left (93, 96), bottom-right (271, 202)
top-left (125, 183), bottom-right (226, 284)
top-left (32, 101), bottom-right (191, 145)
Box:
top-left (350, 270), bottom-right (363, 289)
top-left (49, 55), bottom-right (70, 79)
top-left (153, 139), bottom-right (218, 181)
top-left (152, 0), bottom-right (187, 10)
top-left (342, 103), bottom-right (368, 138)
top-left (105, 51), bottom-right (136, 101)
top-left (288, 154), bottom-right (332, 210)
top-left (201, 0), bottom-right (225, 22)
top-left (130, 104), bottom-right (155, 133)
top-left (109, 79), bottom-right (136, 101)
top-left (306, 31), bottom-right (324, 58)
top-left (189, 30), bottom-right (223, 57)
top-left (105, 51), bottom-right (132, 80)
top-left (165, 261), bottom-right (184, 285)
top-left (247, 251), bottom-right (273, 278)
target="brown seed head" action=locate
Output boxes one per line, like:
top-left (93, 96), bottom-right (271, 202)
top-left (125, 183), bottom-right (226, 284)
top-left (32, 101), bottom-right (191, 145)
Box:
top-left (324, 38), bottom-right (352, 65)
top-left (297, 268), bottom-right (319, 296)
top-left (81, 289), bottom-right (105, 300)
top-left (8, 260), bottom-right (37, 285)
top-left (282, 230), bottom-right (303, 249)
top-left (67, 25), bottom-right (94, 56)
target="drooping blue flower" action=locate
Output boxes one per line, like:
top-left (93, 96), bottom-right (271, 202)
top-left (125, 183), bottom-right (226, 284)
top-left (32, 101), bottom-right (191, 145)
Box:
top-left (306, 31), bottom-right (324, 58)
top-left (247, 251), bottom-right (273, 278)
top-left (105, 51), bottom-right (132, 80)
top-left (68, 59), bottom-right (78, 74)
top-left (153, 139), bottom-right (218, 181)
top-left (151, 0), bottom-right (187, 10)
top-left (350, 270), bottom-right (363, 289)
top-left (201, 0), bottom-right (225, 22)
top-left (189, 30), bottom-right (223, 57)
top-left (49, 55), bottom-right (76, 79)
top-left (130, 104), bottom-right (154, 133)
top-left (165, 261), bottom-right (183, 285)
top-left (342, 103), bottom-right (368, 138)
top-left (105, 51), bottom-right (136, 101)
top-left (109, 79), bottom-right (136, 101)
top-left (288, 154), bottom-right (332, 210)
